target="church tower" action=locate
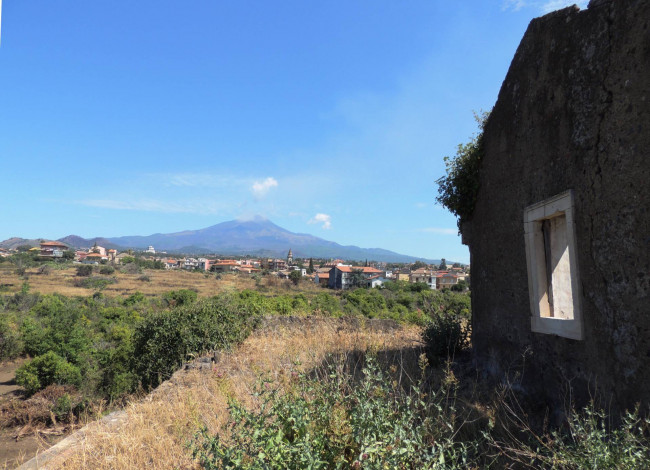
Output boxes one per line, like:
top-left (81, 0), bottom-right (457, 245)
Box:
top-left (287, 248), bottom-right (293, 265)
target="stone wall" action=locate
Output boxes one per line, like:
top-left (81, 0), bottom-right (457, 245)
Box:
top-left (466, 0), bottom-right (650, 413)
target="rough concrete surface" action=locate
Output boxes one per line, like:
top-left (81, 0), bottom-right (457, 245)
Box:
top-left (466, 0), bottom-right (650, 413)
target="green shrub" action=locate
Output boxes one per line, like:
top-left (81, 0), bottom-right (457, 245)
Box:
top-left (422, 312), bottom-right (470, 361)
top-left (74, 275), bottom-right (118, 290)
top-left (15, 351), bottom-right (82, 395)
top-left (193, 356), bottom-right (477, 469)
top-left (436, 112), bottom-right (488, 229)
top-left (124, 291), bottom-right (146, 305)
top-left (99, 265), bottom-right (115, 275)
top-left (310, 292), bottom-right (341, 316)
top-left (76, 265), bottom-right (93, 277)
top-left (132, 296), bottom-right (259, 390)
top-left (164, 289), bottom-right (198, 306)
top-left (493, 404), bottom-right (650, 469)
top-left (0, 314), bottom-right (23, 360)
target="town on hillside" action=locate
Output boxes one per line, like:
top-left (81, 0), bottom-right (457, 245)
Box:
top-left (0, 241), bottom-right (469, 291)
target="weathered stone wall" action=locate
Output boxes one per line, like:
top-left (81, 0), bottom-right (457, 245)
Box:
top-left (466, 0), bottom-right (650, 412)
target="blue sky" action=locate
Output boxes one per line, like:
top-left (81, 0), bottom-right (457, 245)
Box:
top-left (0, 0), bottom-right (586, 263)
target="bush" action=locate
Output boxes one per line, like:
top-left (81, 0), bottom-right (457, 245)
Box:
top-left (164, 289), bottom-right (197, 306)
top-left (99, 265), bottom-right (115, 275)
top-left (422, 312), bottom-right (471, 361)
top-left (310, 292), bottom-right (341, 316)
top-left (121, 263), bottom-right (142, 275)
top-left (38, 265), bottom-right (52, 275)
top-left (15, 351), bottom-right (82, 395)
top-left (436, 112), bottom-right (488, 229)
top-left (492, 403), bottom-right (650, 469)
top-left (124, 291), bottom-right (146, 306)
top-left (132, 296), bottom-right (259, 390)
top-left (192, 356), bottom-right (476, 469)
top-left (0, 314), bottom-right (23, 360)
top-left (73, 276), bottom-right (118, 290)
top-left (137, 275), bottom-right (151, 282)
top-left (76, 265), bottom-right (93, 277)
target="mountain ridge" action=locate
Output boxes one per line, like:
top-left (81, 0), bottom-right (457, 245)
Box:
top-left (0, 218), bottom-right (440, 263)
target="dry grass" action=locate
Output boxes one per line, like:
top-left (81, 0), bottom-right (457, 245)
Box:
top-left (45, 317), bottom-right (422, 469)
top-left (0, 265), bottom-right (323, 299)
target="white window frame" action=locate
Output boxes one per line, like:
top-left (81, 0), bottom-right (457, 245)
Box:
top-left (524, 190), bottom-right (583, 340)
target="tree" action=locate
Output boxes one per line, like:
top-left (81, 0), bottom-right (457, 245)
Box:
top-left (289, 270), bottom-right (302, 286)
top-left (412, 261), bottom-right (427, 271)
top-left (308, 258), bottom-right (314, 274)
top-left (439, 258), bottom-right (447, 270)
top-left (16, 245), bottom-right (33, 252)
top-left (62, 250), bottom-right (75, 260)
top-left (348, 269), bottom-right (365, 289)
top-left (436, 111), bottom-right (489, 230)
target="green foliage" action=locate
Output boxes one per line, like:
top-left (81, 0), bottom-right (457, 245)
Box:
top-left (124, 291), bottom-right (146, 305)
top-left (0, 313), bottom-right (23, 360)
top-left (74, 275), bottom-right (118, 290)
top-left (310, 292), bottom-right (341, 316)
top-left (15, 351), bottom-right (82, 395)
top-left (193, 357), bottom-right (477, 469)
top-left (288, 270), bottom-right (302, 286)
top-left (411, 260), bottom-right (427, 270)
top-left (436, 112), bottom-right (488, 229)
top-left (493, 404), bottom-right (650, 469)
top-left (164, 289), bottom-right (198, 306)
top-left (99, 265), bottom-right (115, 275)
top-left (422, 311), bottom-right (471, 361)
top-left (132, 296), bottom-right (259, 390)
top-left (76, 265), bottom-right (94, 277)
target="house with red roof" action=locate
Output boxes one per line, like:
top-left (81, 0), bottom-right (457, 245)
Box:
top-left (39, 240), bottom-right (69, 258)
top-left (327, 266), bottom-right (384, 290)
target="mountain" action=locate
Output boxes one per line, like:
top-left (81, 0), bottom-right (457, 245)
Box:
top-left (57, 235), bottom-right (121, 250)
top-left (0, 237), bottom-right (43, 250)
top-left (104, 216), bottom-right (435, 263)
top-left (1, 217), bottom-right (438, 263)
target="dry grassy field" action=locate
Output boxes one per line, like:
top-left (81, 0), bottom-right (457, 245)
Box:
top-left (33, 317), bottom-right (422, 469)
top-left (0, 265), bottom-right (323, 299)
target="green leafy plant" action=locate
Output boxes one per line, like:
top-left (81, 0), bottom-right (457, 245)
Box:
top-left (436, 111), bottom-right (488, 229)
top-left (76, 265), bottom-right (94, 277)
top-left (15, 351), bottom-right (82, 395)
top-left (99, 265), bottom-right (115, 275)
top-left (422, 311), bottom-right (471, 361)
top-left (192, 356), bottom-right (478, 469)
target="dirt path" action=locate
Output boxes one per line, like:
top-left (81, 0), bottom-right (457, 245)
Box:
top-left (0, 360), bottom-right (67, 469)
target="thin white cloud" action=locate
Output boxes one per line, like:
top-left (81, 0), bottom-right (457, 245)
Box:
top-left (419, 227), bottom-right (458, 235)
top-left (415, 202), bottom-right (428, 209)
top-left (251, 177), bottom-right (278, 198)
top-left (79, 198), bottom-right (229, 215)
top-left (502, 0), bottom-right (528, 11)
top-left (503, 0), bottom-right (588, 13)
top-left (540, 0), bottom-right (587, 13)
top-left (308, 213), bottom-right (332, 230)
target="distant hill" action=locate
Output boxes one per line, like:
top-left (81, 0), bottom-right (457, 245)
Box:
top-left (0, 237), bottom-right (43, 250)
top-left (57, 235), bottom-right (121, 251)
top-left (1, 217), bottom-right (441, 263)
top-left (103, 217), bottom-right (436, 263)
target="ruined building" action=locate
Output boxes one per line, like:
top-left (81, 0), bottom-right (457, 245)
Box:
top-left (464, 0), bottom-right (650, 412)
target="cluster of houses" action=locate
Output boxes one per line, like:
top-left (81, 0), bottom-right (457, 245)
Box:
top-left (314, 260), bottom-right (468, 290)
top-left (2, 242), bottom-right (468, 290)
